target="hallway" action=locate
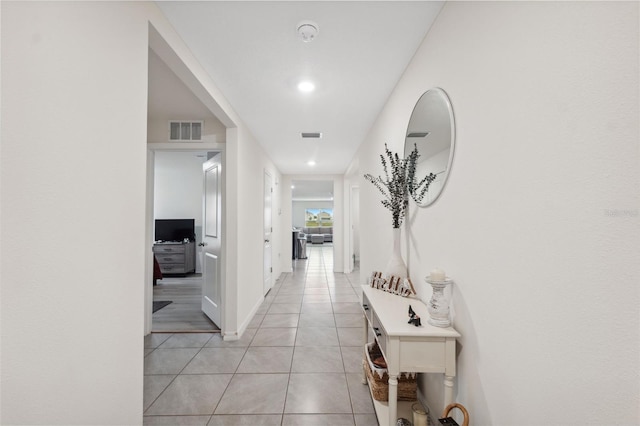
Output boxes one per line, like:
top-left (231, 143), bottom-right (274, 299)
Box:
top-left (143, 245), bottom-right (377, 425)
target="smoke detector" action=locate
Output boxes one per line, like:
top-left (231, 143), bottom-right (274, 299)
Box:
top-left (297, 21), bottom-right (319, 42)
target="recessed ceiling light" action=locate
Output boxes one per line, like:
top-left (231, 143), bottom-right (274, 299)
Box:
top-left (291, 185), bottom-right (295, 189)
top-left (307, 160), bottom-right (316, 166)
top-left (298, 81), bottom-right (315, 93)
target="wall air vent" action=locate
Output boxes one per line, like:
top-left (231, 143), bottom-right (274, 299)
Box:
top-left (301, 132), bottom-right (322, 139)
top-left (169, 121), bottom-right (203, 142)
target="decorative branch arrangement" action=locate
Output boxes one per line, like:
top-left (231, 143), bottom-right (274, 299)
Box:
top-left (406, 143), bottom-right (437, 205)
top-left (364, 143), bottom-right (436, 229)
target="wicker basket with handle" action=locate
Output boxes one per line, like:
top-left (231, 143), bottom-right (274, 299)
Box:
top-left (440, 403), bottom-right (470, 426)
top-left (363, 343), bottom-right (416, 401)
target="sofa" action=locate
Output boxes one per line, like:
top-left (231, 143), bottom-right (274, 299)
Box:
top-left (301, 227), bottom-right (332, 244)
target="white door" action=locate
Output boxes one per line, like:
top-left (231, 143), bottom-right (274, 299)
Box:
top-left (263, 171), bottom-right (273, 295)
top-left (202, 154), bottom-right (222, 327)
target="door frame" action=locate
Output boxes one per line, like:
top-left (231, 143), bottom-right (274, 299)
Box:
top-left (145, 143), bottom-right (225, 335)
top-left (263, 170), bottom-right (273, 296)
top-left (348, 184), bottom-right (359, 273)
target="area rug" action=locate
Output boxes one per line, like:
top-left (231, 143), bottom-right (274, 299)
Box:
top-left (153, 301), bottom-right (173, 313)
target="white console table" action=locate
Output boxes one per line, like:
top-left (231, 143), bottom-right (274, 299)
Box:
top-left (361, 285), bottom-right (461, 426)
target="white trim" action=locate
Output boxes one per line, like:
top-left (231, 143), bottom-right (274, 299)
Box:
top-left (147, 142), bottom-right (224, 151)
top-left (263, 169), bottom-right (273, 296)
top-left (145, 143), bottom-right (226, 335)
top-left (347, 184), bottom-right (359, 273)
top-left (144, 150), bottom-right (156, 335)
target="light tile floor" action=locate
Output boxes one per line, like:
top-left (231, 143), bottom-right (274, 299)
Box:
top-left (144, 245), bottom-right (378, 426)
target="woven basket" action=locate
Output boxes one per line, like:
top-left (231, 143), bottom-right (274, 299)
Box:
top-left (363, 343), bottom-right (417, 402)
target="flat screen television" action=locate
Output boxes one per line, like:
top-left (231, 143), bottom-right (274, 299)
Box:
top-left (155, 219), bottom-right (195, 242)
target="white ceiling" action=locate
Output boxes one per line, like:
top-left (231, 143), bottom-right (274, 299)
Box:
top-left (152, 1), bottom-right (444, 176)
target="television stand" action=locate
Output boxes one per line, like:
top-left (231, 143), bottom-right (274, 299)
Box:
top-left (152, 241), bottom-right (195, 275)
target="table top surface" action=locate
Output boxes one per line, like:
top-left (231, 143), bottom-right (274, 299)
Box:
top-left (362, 285), bottom-right (460, 338)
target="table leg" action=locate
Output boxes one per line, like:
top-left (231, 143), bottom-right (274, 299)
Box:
top-left (362, 314), bottom-right (368, 384)
top-left (444, 375), bottom-right (455, 406)
top-left (388, 375), bottom-right (398, 426)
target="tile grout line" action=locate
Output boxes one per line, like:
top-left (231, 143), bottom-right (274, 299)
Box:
top-left (144, 334), bottom-right (212, 416)
top-left (144, 246), bottom-right (371, 425)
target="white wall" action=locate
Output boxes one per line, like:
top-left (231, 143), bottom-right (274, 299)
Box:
top-left (1, 2), bottom-right (151, 424)
top-left (147, 118), bottom-right (224, 145)
top-left (154, 151), bottom-right (207, 272)
top-left (344, 162), bottom-right (361, 272)
top-left (147, 49), bottom-right (226, 144)
top-left (292, 200), bottom-right (334, 228)
top-left (354, 1), bottom-right (639, 424)
top-left (154, 151), bottom-right (205, 224)
top-left (1, 1), bottom-right (285, 423)
top-left (234, 125), bottom-right (283, 334)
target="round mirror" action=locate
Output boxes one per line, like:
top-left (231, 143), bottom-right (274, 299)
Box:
top-left (404, 88), bottom-right (455, 207)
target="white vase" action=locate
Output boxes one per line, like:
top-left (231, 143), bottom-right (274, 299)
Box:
top-left (425, 278), bottom-right (452, 327)
top-left (385, 228), bottom-right (407, 278)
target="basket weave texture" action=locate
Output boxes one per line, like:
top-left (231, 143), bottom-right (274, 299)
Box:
top-left (363, 343), bottom-right (417, 402)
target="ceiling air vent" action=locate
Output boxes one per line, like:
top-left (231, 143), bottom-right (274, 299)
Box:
top-left (301, 132), bottom-right (322, 139)
top-left (169, 121), bottom-right (203, 142)
top-left (406, 131), bottom-right (430, 138)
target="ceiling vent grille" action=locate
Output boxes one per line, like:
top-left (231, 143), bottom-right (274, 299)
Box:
top-left (301, 132), bottom-right (322, 139)
top-left (169, 121), bottom-right (203, 142)
top-left (406, 131), bottom-right (430, 138)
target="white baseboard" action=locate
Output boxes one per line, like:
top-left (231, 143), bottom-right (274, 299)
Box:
top-left (233, 293), bottom-right (264, 339)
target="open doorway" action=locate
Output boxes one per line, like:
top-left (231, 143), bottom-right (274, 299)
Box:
top-left (291, 180), bottom-right (334, 264)
top-left (151, 151), bottom-right (219, 332)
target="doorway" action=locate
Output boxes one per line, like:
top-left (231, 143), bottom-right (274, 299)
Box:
top-left (291, 179), bottom-right (335, 265)
top-left (149, 149), bottom-right (221, 332)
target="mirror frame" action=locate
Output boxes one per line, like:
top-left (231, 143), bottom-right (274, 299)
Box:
top-left (404, 87), bottom-right (456, 207)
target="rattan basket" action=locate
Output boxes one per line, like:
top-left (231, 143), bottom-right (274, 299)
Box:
top-left (363, 343), bottom-right (417, 402)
